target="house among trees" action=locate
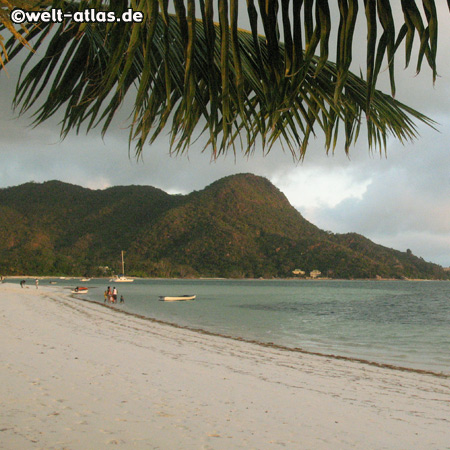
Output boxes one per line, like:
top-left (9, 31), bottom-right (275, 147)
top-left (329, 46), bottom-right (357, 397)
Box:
top-left (292, 269), bottom-right (306, 276)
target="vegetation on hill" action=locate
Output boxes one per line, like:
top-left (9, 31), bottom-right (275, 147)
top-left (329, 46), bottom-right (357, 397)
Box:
top-left (0, 175), bottom-right (448, 280)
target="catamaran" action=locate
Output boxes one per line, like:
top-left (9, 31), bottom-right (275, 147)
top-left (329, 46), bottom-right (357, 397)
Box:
top-left (110, 251), bottom-right (134, 282)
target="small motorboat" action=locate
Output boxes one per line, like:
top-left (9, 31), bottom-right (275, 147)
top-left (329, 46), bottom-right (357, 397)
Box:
top-left (159, 295), bottom-right (196, 302)
top-left (72, 286), bottom-right (89, 294)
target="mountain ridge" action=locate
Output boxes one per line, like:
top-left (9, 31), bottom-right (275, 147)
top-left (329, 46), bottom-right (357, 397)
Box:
top-left (0, 174), bottom-right (448, 280)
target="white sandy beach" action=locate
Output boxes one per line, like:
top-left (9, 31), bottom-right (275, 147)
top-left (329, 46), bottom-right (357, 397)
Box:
top-left (1, 283), bottom-right (449, 450)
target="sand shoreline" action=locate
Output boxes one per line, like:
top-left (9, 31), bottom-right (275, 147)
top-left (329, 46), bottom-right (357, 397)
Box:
top-left (79, 293), bottom-right (449, 379)
top-left (1, 284), bottom-right (449, 449)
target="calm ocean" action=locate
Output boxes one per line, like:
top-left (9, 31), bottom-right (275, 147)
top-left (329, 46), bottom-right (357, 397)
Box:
top-left (45, 278), bottom-right (450, 374)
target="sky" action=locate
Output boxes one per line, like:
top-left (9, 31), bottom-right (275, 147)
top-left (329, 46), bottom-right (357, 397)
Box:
top-left (1, 4), bottom-right (449, 267)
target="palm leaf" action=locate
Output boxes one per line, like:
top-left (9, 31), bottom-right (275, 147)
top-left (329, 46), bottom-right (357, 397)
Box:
top-left (1, 0), bottom-right (446, 158)
top-left (0, 0), bottom-right (52, 70)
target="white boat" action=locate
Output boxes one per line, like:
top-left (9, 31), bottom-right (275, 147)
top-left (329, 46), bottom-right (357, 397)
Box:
top-left (110, 251), bottom-right (134, 282)
top-left (72, 286), bottom-right (89, 294)
top-left (109, 275), bottom-right (134, 282)
top-left (159, 295), bottom-right (196, 302)
top-left (81, 277), bottom-right (91, 282)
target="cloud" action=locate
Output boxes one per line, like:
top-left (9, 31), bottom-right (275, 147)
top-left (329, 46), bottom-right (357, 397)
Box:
top-left (304, 136), bottom-right (450, 266)
top-left (272, 167), bottom-right (372, 210)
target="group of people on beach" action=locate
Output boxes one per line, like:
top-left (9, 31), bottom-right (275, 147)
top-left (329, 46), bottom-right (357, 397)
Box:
top-left (104, 286), bottom-right (124, 304)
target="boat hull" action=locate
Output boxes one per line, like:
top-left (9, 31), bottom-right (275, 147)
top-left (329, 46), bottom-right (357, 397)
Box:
top-left (159, 295), bottom-right (196, 302)
top-left (72, 288), bottom-right (88, 294)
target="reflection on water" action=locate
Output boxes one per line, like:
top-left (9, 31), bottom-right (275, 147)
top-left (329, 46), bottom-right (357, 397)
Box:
top-left (19, 278), bottom-right (450, 373)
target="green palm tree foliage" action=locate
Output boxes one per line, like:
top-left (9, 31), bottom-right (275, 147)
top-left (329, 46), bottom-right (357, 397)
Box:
top-left (2, 1), bottom-right (448, 158)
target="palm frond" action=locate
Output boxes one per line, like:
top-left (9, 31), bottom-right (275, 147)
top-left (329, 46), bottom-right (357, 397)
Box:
top-left (0, 0), bottom-right (51, 70)
top-left (2, 1), bottom-right (446, 158)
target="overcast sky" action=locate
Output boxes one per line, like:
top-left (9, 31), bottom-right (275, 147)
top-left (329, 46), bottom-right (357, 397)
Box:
top-left (1, 4), bottom-right (449, 267)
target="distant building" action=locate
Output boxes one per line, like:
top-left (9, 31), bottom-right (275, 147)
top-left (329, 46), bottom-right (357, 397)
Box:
top-left (98, 266), bottom-right (111, 275)
top-left (292, 269), bottom-right (305, 276)
top-left (310, 270), bottom-right (321, 279)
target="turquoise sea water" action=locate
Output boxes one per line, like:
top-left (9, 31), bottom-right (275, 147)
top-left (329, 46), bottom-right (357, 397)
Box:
top-left (15, 278), bottom-right (450, 374)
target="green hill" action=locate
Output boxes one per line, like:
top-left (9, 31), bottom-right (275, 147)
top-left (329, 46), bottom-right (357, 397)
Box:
top-left (0, 174), bottom-right (447, 280)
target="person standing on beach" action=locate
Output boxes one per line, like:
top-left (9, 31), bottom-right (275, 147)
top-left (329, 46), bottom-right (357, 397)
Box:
top-left (112, 287), bottom-right (117, 303)
top-left (20, 280), bottom-right (25, 288)
top-left (35, 279), bottom-right (39, 289)
top-left (104, 288), bottom-right (108, 303)
top-left (120, 295), bottom-right (124, 303)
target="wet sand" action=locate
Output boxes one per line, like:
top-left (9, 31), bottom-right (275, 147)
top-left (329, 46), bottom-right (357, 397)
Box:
top-left (1, 283), bottom-right (449, 449)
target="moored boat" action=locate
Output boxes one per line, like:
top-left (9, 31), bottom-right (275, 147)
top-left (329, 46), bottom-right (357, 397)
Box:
top-left (109, 275), bottom-right (134, 283)
top-left (72, 286), bottom-right (89, 294)
top-left (159, 295), bottom-right (196, 302)
top-left (110, 251), bottom-right (134, 282)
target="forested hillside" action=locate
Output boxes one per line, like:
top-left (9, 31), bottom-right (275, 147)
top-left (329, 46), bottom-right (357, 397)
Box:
top-left (0, 174), bottom-right (448, 280)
